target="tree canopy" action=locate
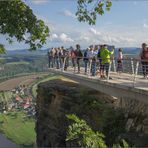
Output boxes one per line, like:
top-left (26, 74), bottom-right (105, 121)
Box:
top-left (0, 0), bottom-right (112, 50)
top-left (76, 0), bottom-right (112, 25)
top-left (0, 44), bottom-right (6, 54)
top-left (0, 0), bottom-right (49, 50)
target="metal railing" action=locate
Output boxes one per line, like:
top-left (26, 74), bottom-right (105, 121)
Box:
top-left (48, 55), bottom-right (148, 88)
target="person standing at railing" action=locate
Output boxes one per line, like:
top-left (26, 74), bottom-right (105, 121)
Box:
top-left (98, 45), bottom-right (103, 77)
top-left (87, 45), bottom-right (97, 76)
top-left (75, 44), bottom-right (83, 73)
top-left (47, 48), bottom-right (52, 68)
top-left (140, 43), bottom-right (148, 79)
top-left (69, 46), bottom-right (76, 68)
top-left (83, 48), bottom-right (89, 74)
top-left (92, 45), bottom-right (98, 76)
top-left (117, 48), bottom-right (123, 73)
top-left (87, 45), bottom-right (94, 75)
top-left (51, 47), bottom-right (56, 68)
top-left (54, 48), bottom-right (60, 69)
top-left (59, 47), bottom-right (64, 68)
top-left (100, 44), bottom-right (114, 79)
top-left (63, 47), bottom-right (69, 71)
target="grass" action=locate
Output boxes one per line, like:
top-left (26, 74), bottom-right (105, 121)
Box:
top-left (5, 61), bottom-right (30, 65)
top-left (31, 75), bottom-right (61, 97)
top-left (0, 112), bottom-right (36, 146)
top-left (0, 91), bottom-right (15, 103)
top-left (31, 74), bottom-right (77, 98)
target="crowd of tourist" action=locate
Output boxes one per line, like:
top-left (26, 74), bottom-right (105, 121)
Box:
top-left (47, 43), bottom-right (148, 79)
top-left (48, 44), bottom-right (122, 79)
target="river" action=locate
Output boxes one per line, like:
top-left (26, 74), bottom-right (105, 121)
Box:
top-left (0, 134), bottom-right (19, 148)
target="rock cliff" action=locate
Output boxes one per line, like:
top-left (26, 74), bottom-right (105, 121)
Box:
top-left (36, 79), bottom-right (115, 147)
top-left (36, 78), bottom-right (148, 147)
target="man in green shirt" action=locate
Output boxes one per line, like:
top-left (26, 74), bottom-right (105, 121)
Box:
top-left (100, 45), bottom-right (114, 78)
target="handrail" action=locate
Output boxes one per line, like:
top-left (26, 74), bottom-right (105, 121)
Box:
top-left (48, 55), bottom-right (148, 88)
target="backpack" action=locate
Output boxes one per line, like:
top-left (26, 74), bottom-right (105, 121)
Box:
top-left (84, 50), bottom-right (88, 61)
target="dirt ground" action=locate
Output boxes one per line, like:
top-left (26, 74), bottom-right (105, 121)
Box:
top-left (0, 73), bottom-right (49, 91)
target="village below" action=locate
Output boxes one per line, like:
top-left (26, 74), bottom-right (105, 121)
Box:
top-left (0, 65), bottom-right (59, 146)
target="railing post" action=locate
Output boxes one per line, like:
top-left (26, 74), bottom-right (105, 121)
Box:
top-left (112, 57), bottom-right (116, 72)
top-left (107, 62), bottom-right (111, 81)
top-left (62, 57), bottom-right (66, 72)
top-left (89, 59), bottom-right (92, 77)
top-left (133, 61), bottom-right (139, 87)
top-left (131, 58), bottom-right (134, 74)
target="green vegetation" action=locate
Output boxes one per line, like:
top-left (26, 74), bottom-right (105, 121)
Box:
top-left (66, 114), bottom-right (106, 148)
top-left (66, 114), bottom-right (129, 148)
top-left (0, 91), bottom-right (15, 103)
top-left (65, 91), bottom-right (127, 147)
top-left (0, 112), bottom-right (36, 146)
top-left (5, 61), bottom-right (30, 65)
top-left (76, 0), bottom-right (112, 25)
top-left (0, 54), bottom-right (48, 79)
top-left (0, 0), bottom-right (49, 50)
top-left (0, 44), bottom-right (6, 54)
top-left (31, 75), bottom-right (62, 97)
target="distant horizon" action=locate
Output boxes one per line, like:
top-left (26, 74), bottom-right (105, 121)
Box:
top-left (6, 46), bottom-right (140, 51)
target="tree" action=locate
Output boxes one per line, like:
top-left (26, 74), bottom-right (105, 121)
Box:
top-left (0, 44), bottom-right (6, 54)
top-left (0, 0), bottom-right (111, 50)
top-left (66, 114), bottom-right (129, 148)
top-left (0, 0), bottom-right (49, 50)
top-left (76, 0), bottom-right (112, 25)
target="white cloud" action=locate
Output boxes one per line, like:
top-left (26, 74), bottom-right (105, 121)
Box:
top-left (89, 28), bottom-right (101, 36)
top-left (86, 27), bottom-right (136, 47)
top-left (50, 33), bottom-right (74, 43)
top-left (59, 33), bottom-right (74, 42)
top-left (143, 23), bottom-right (148, 28)
top-left (36, 14), bottom-right (55, 31)
top-left (51, 34), bottom-right (58, 40)
top-left (31, 0), bottom-right (49, 5)
top-left (60, 10), bottom-right (76, 19)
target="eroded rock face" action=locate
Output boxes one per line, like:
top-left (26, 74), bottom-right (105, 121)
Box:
top-left (36, 79), bottom-right (114, 147)
top-left (35, 79), bottom-right (148, 147)
top-left (116, 97), bottom-right (148, 134)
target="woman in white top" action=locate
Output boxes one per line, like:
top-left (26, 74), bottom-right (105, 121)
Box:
top-left (117, 48), bottom-right (123, 73)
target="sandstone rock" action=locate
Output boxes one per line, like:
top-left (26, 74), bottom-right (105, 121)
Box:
top-left (36, 79), bottom-right (115, 147)
top-left (126, 118), bottom-right (134, 131)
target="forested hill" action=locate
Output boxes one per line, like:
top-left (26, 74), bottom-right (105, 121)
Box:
top-left (5, 47), bottom-right (140, 55)
top-left (5, 49), bottom-right (49, 56)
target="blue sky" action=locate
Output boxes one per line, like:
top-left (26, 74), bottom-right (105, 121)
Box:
top-left (1, 0), bottom-right (148, 50)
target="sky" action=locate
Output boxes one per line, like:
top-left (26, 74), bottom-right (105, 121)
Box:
top-left (1, 0), bottom-right (148, 50)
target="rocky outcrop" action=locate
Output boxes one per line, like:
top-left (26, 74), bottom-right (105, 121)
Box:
top-left (115, 97), bottom-right (148, 134)
top-left (35, 79), bottom-right (115, 147)
top-left (36, 79), bottom-right (148, 147)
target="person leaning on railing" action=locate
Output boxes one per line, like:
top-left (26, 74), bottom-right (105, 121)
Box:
top-left (140, 43), bottom-right (148, 79)
top-left (69, 46), bottom-right (76, 68)
top-left (100, 44), bottom-right (114, 79)
top-left (47, 48), bottom-right (53, 68)
top-left (75, 44), bottom-right (83, 73)
top-left (83, 48), bottom-right (89, 74)
top-left (117, 48), bottom-right (123, 73)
